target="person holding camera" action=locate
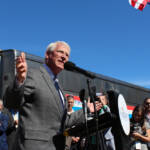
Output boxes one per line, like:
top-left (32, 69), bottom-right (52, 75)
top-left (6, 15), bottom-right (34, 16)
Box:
top-left (130, 105), bottom-right (150, 150)
top-left (97, 92), bottom-right (116, 150)
top-left (143, 97), bottom-right (150, 150)
top-left (90, 92), bottom-right (116, 150)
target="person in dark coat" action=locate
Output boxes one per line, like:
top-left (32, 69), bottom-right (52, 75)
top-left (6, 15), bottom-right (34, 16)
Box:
top-left (0, 99), bottom-right (15, 150)
top-left (0, 111), bottom-right (9, 150)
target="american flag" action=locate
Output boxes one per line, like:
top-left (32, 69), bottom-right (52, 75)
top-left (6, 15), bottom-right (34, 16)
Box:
top-left (129, 0), bottom-right (150, 11)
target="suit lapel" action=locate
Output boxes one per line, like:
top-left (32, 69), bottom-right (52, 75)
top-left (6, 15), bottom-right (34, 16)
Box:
top-left (39, 66), bottom-right (64, 117)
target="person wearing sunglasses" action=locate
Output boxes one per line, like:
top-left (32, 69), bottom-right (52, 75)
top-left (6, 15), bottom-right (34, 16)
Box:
top-left (143, 97), bottom-right (150, 150)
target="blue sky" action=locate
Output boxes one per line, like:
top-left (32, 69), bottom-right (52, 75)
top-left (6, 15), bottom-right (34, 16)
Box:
top-left (0, 0), bottom-right (150, 88)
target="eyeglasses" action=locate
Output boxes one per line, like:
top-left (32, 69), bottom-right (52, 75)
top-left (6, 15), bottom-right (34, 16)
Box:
top-left (145, 102), bottom-right (150, 106)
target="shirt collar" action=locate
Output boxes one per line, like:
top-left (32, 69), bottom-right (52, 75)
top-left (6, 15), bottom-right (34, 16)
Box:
top-left (43, 64), bottom-right (56, 81)
top-left (67, 109), bottom-right (74, 115)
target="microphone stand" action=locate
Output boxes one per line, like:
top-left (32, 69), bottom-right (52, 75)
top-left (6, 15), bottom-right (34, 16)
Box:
top-left (83, 99), bottom-right (88, 130)
top-left (87, 79), bottom-right (100, 150)
top-left (79, 89), bottom-right (91, 150)
top-left (83, 98), bottom-right (91, 150)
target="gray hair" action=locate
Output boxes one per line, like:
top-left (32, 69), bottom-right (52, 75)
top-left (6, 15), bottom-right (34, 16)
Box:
top-left (46, 41), bottom-right (71, 53)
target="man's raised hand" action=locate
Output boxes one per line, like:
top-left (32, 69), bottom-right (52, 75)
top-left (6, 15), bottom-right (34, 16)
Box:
top-left (16, 52), bottom-right (27, 83)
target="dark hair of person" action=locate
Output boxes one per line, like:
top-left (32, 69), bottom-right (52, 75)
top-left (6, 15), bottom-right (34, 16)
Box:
top-left (100, 91), bottom-right (109, 105)
top-left (143, 97), bottom-right (150, 105)
top-left (66, 95), bottom-right (74, 101)
top-left (131, 105), bottom-right (145, 122)
top-left (130, 105), bottom-right (146, 129)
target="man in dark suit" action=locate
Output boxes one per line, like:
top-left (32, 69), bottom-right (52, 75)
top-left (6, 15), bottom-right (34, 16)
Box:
top-left (4, 41), bottom-right (85, 150)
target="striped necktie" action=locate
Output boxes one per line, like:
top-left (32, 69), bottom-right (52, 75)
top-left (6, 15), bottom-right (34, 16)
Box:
top-left (54, 78), bottom-right (65, 109)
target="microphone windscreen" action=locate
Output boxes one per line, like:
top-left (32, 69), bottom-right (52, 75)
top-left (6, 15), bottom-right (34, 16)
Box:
top-left (64, 61), bottom-right (76, 70)
top-left (79, 89), bottom-right (88, 102)
top-left (79, 89), bottom-right (85, 102)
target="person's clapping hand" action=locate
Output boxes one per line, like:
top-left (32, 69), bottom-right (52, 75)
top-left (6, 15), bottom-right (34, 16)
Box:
top-left (131, 132), bottom-right (141, 140)
top-left (72, 137), bottom-right (80, 143)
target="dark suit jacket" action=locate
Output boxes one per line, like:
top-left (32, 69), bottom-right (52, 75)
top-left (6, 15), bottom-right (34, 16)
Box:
top-left (0, 113), bottom-right (8, 150)
top-left (2, 108), bottom-right (15, 150)
top-left (4, 66), bottom-right (84, 150)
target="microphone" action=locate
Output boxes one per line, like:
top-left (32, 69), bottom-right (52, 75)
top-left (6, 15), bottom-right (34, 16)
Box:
top-left (64, 61), bottom-right (96, 79)
top-left (79, 89), bottom-right (88, 102)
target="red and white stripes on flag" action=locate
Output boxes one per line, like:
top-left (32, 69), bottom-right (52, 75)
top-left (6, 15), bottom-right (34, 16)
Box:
top-left (129, 0), bottom-right (149, 11)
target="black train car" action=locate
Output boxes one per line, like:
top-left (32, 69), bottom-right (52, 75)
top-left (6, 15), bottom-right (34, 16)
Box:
top-left (0, 49), bottom-right (150, 150)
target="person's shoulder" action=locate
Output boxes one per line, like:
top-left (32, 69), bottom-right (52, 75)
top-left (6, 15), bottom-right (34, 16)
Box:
top-left (103, 105), bottom-right (110, 112)
top-left (27, 67), bottom-right (42, 76)
top-left (0, 112), bottom-right (9, 120)
top-left (28, 65), bottom-right (46, 73)
top-left (28, 67), bottom-right (39, 72)
top-left (145, 120), bottom-right (150, 129)
top-left (2, 107), bottom-right (8, 113)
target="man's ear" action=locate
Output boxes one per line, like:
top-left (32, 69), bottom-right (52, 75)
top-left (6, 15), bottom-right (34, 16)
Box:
top-left (45, 51), bottom-right (49, 59)
top-left (45, 51), bottom-right (53, 61)
top-left (45, 51), bottom-right (50, 64)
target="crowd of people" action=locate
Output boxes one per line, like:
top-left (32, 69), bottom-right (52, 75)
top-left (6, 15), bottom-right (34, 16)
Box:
top-left (64, 94), bottom-right (150, 150)
top-left (0, 41), bottom-right (150, 150)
